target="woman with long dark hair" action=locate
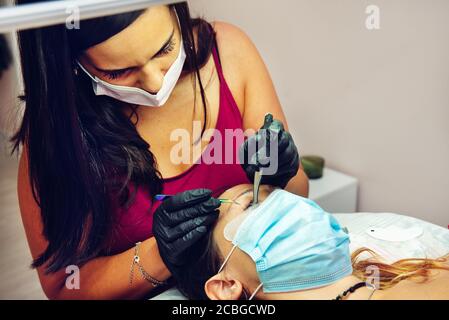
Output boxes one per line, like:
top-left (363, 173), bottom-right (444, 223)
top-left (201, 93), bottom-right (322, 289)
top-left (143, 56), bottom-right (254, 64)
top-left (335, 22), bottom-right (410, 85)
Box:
top-left (12, 0), bottom-right (309, 299)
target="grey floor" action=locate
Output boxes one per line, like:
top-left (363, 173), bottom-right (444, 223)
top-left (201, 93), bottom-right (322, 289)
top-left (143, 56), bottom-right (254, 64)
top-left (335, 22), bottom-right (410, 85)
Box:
top-left (0, 134), bottom-right (46, 299)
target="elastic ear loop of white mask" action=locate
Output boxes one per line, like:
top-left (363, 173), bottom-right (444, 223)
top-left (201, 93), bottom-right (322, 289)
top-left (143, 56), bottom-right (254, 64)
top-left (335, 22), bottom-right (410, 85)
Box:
top-left (217, 244), bottom-right (264, 300)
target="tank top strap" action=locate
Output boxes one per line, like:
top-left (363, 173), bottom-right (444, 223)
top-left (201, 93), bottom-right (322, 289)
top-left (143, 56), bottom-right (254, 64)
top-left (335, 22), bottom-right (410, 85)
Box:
top-left (210, 34), bottom-right (244, 127)
top-left (211, 36), bottom-right (226, 84)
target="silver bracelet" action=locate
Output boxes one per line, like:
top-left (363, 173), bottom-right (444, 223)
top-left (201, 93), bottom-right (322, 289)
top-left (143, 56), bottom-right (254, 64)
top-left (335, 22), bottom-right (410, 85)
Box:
top-left (129, 242), bottom-right (166, 287)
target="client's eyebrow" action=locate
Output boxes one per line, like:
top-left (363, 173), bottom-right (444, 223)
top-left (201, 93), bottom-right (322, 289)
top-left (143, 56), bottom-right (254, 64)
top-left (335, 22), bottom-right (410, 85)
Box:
top-left (224, 188), bottom-right (254, 215)
top-left (232, 188), bottom-right (253, 202)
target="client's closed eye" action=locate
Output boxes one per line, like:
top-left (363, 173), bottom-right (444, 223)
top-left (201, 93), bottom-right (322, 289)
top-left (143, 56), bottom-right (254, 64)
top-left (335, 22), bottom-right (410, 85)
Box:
top-left (244, 201), bottom-right (254, 210)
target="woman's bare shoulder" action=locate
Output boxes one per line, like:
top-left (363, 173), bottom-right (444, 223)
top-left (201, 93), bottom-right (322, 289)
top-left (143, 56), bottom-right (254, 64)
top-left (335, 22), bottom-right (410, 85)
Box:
top-left (212, 21), bottom-right (254, 51)
top-left (210, 21), bottom-right (258, 115)
top-left (211, 20), bottom-right (259, 78)
top-left (378, 269), bottom-right (449, 300)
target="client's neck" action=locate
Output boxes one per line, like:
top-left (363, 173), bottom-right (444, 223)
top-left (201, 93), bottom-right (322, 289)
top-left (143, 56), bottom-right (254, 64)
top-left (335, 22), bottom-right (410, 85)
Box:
top-left (259, 275), bottom-right (377, 300)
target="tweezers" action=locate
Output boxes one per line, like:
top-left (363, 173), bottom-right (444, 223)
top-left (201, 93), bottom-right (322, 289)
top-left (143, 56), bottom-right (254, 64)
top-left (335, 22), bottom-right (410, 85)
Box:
top-left (250, 113), bottom-right (274, 205)
top-left (252, 170), bottom-right (263, 205)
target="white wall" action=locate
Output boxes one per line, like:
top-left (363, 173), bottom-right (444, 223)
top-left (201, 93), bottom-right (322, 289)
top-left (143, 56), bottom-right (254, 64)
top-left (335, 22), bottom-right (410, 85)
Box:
top-left (189, 0), bottom-right (449, 226)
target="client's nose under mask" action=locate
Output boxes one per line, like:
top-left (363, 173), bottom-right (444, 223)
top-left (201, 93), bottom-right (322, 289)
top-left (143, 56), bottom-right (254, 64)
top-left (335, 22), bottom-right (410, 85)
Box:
top-left (219, 189), bottom-right (352, 299)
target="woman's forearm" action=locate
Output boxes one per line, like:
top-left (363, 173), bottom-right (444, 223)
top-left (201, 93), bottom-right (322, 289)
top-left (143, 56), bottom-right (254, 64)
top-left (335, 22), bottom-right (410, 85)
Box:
top-left (285, 166), bottom-right (309, 198)
top-left (52, 237), bottom-right (170, 300)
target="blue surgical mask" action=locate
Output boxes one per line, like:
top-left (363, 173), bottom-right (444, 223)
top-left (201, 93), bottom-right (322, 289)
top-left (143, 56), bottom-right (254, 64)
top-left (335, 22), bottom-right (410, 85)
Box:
top-left (218, 189), bottom-right (352, 299)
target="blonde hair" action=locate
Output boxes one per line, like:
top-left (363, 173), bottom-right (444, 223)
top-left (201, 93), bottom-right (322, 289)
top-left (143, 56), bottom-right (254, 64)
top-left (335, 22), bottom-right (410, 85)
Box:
top-left (351, 248), bottom-right (449, 290)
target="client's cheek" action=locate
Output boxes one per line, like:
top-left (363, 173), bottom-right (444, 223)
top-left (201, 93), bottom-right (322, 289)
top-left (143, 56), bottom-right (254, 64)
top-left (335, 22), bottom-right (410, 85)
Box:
top-left (232, 250), bottom-right (260, 284)
top-left (225, 205), bottom-right (247, 221)
top-left (218, 203), bottom-right (231, 215)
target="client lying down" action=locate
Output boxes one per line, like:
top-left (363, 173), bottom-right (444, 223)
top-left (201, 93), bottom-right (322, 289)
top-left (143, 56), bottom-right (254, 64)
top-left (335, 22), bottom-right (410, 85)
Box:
top-left (165, 184), bottom-right (449, 300)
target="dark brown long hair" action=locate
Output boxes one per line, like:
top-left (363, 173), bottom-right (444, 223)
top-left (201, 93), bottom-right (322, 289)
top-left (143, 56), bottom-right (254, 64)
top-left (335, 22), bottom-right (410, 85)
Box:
top-left (11, 0), bottom-right (217, 273)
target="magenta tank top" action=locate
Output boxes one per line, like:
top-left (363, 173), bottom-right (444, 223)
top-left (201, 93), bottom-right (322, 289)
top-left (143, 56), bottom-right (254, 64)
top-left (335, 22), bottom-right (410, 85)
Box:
top-left (108, 41), bottom-right (250, 254)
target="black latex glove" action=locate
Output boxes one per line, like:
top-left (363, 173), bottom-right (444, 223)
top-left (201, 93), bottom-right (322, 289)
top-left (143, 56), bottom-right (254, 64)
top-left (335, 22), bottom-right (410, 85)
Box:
top-left (153, 189), bottom-right (221, 277)
top-left (239, 114), bottom-right (300, 189)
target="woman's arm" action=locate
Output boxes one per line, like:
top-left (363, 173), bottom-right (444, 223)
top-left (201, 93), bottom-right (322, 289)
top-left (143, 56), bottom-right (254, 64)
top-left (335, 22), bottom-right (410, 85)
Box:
top-left (378, 269), bottom-right (449, 300)
top-left (214, 22), bottom-right (309, 197)
top-left (285, 163), bottom-right (309, 197)
top-left (18, 147), bottom-right (170, 300)
top-left (57, 239), bottom-right (168, 300)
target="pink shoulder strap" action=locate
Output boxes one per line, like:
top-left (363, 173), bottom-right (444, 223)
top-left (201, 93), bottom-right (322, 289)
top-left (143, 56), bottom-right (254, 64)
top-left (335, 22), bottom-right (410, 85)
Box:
top-left (211, 38), bottom-right (225, 84)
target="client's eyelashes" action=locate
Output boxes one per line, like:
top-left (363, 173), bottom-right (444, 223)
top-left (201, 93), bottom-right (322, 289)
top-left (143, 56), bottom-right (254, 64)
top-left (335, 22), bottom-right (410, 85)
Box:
top-left (239, 195), bottom-right (255, 211)
top-left (244, 201), bottom-right (254, 210)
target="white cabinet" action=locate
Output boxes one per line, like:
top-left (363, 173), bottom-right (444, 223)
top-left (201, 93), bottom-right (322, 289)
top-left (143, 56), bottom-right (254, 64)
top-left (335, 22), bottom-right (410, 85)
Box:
top-left (309, 168), bottom-right (358, 213)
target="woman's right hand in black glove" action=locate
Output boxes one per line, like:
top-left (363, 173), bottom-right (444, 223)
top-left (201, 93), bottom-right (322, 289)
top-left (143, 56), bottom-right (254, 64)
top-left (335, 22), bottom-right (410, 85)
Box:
top-left (152, 189), bottom-right (221, 276)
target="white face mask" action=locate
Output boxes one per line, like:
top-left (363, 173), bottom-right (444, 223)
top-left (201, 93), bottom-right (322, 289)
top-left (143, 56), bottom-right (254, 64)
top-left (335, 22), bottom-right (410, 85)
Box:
top-left (76, 10), bottom-right (187, 107)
